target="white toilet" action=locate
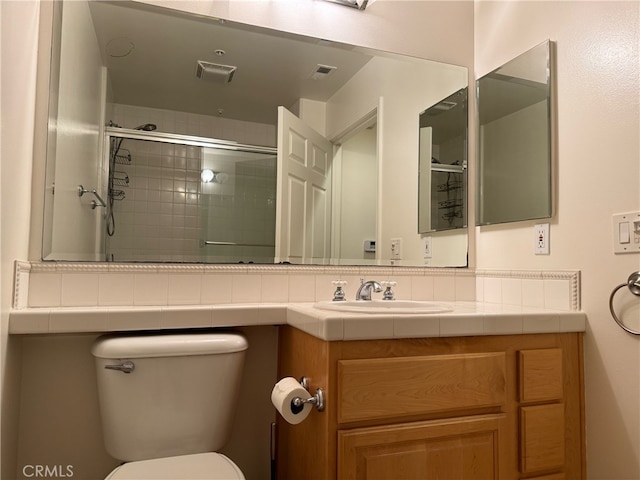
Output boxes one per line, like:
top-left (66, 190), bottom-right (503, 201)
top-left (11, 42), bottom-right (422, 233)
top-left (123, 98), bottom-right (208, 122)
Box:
top-left (91, 331), bottom-right (248, 480)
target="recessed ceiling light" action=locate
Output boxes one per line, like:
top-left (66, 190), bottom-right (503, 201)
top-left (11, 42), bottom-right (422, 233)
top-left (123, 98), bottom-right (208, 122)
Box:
top-left (105, 37), bottom-right (135, 57)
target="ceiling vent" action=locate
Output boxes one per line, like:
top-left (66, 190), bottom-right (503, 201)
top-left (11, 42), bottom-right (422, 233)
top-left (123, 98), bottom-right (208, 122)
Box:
top-left (423, 101), bottom-right (458, 116)
top-left (196, 61), bottom-right (237, 84)
top-left (310, 64), bottom-right (337, 80)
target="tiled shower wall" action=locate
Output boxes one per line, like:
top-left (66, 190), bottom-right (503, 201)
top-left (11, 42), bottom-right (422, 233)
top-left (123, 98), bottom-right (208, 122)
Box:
top-left (200, 159), bottom-right (276, 263)
top-left (107, 104), bottom-right (276, 262)
top-left (107, 138), bottom-right (203, 262)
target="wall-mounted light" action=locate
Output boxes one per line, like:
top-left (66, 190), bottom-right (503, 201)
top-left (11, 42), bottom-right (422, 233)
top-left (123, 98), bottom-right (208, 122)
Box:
top-left (201, 169), bottom-right (229, 184)
top-left (201, 169), bottom-right (216, 183)
top-left (320, 0), bottom-right (375, 10)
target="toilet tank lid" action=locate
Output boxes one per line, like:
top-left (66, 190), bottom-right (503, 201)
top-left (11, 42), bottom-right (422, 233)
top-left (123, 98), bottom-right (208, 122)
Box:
top-left (91, 332), bottom-right (248, 359)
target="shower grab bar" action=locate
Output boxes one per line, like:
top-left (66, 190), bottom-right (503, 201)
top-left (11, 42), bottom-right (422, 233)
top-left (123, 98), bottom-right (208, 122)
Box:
top-left (609, 271), bottom-right (640, 335)
top-left (201, 240), bottom-right (275, 248)
top-left (78, 185), bottom-right (107, 209)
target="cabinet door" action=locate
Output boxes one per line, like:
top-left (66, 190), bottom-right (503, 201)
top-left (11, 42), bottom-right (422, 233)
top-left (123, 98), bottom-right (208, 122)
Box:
top-left (520, 404), bottom-right (565, 474)
top-left (338, 414), bottom-right (507, 480)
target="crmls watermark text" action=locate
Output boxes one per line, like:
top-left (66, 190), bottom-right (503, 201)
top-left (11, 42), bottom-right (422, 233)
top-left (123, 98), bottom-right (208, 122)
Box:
top-left (22, 465), bottom-right (74, 478)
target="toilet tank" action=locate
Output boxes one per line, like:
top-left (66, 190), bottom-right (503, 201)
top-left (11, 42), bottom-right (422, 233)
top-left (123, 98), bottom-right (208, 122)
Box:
top-left (91, 331), bottom-right (248, 462)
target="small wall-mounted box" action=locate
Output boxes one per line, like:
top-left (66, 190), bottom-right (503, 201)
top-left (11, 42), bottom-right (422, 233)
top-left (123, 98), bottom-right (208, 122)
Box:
top-left (364, 240), bottom-right (376, 253)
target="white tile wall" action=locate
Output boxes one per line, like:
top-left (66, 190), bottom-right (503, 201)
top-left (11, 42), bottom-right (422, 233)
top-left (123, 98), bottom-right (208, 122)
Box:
top-left (18, 262), bottom-right (581, 312)
top-left (475, 270), bottom-right (580, 311)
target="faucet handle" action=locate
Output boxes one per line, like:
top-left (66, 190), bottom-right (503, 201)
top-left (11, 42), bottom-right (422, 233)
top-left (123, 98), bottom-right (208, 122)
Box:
top-left (381, 281), bottom-right (397, 301)
top-left (331, 280), bottom-right (347, 302)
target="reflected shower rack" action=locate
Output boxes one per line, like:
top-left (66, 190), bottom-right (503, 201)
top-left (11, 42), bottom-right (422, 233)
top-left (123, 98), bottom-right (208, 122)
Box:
top-left (436, 180), bottom-right (463, 192)
top-left (110, 189), bottom-right (126, 201)
top-left (114, 149), bottom-right (131, 165)
top-left (112, 171), bottom-right (129, 187)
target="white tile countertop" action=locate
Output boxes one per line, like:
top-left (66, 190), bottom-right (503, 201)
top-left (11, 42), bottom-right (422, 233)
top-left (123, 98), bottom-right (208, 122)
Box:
top-left (9, 301), bottom-right (586, 340)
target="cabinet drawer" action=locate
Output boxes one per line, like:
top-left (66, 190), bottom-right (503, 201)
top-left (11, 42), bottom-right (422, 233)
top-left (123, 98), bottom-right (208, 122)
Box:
top-left (338, 352), bottom-right (506, 423)
top-left (519, 348), bottom-right (563, 403)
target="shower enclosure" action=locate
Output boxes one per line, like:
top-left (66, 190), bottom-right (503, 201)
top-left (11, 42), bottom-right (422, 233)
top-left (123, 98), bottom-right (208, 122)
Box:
top-left (104, 127), bottom-right (277, 263)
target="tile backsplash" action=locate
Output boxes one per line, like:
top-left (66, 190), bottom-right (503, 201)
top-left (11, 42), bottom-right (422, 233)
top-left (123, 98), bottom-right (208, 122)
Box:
top-left (15, 262), bottom-right (580, 312)
top-left (476, 269), bottom-right (580, 311)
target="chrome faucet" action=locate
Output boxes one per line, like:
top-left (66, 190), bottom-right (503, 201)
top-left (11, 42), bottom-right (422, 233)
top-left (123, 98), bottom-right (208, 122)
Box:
top-left (355, 280), bottom-right (383, 301)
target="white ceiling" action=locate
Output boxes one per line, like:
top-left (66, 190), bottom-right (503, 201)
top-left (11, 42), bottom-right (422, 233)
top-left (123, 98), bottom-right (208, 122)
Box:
top-left (88, 1), bottom-right (374, 125)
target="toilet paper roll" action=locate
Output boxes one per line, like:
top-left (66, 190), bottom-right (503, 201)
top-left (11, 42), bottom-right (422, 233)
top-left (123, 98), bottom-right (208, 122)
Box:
top-left (271, 377), bottom-right (312, 425)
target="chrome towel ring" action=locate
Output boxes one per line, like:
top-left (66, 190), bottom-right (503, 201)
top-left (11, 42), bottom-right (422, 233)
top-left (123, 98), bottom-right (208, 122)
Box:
top-left (609, 271), bottom-right (640, 335)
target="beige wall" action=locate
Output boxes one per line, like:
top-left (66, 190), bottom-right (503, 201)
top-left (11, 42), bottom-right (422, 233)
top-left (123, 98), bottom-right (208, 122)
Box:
top-left (325, 55), bottom-right (468, 265)
top-left (1, 1), bottom-right (41, 478)
top-left (475, 1), bottom-right (640, 478)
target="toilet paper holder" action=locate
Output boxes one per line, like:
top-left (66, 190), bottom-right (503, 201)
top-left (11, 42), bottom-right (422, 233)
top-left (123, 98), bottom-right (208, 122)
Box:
top-left (293, 376), bottom-right (325, 412)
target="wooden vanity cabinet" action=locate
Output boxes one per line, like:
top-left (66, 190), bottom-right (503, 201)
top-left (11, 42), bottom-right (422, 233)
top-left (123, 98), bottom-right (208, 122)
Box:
top-left (275, 327), bottom-right (585, 480)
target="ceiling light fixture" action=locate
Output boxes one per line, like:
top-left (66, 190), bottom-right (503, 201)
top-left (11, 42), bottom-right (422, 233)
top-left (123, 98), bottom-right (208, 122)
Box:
top-left (320, 0), bottom-right (374, 10)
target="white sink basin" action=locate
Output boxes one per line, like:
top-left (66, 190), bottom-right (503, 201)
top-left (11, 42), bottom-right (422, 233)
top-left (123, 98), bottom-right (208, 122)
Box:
top-left (314, 300), bottom-right (452, 314)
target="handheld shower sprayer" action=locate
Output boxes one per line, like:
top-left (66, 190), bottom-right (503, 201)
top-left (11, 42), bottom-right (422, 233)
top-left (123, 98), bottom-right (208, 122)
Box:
top-left (106, 121), bottom-right (157, 241)
top-left (135, 123), bottom-right (157, 131)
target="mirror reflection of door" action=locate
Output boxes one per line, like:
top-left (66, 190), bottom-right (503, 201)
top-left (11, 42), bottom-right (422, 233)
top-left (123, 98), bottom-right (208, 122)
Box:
top-left (276, 107), bottom-right (333, 264)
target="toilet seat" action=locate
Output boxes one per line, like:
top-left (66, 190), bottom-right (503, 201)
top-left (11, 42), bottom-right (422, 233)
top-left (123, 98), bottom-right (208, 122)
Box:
top-left (105, 452), bottom-right (245, 480)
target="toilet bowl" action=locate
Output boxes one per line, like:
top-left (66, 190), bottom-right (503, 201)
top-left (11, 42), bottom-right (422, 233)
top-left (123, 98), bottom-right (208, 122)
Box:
top-left (91, 331), bottom-right (248, 480)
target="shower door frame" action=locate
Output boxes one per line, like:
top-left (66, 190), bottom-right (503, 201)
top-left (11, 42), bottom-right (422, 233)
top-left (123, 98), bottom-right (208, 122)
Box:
top-left (103, 127), bottom-right (277, 262)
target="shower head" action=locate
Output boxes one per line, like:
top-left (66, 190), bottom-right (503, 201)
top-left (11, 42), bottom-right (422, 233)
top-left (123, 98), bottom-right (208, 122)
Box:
top-left (135, 123), bottom-right (157, 131)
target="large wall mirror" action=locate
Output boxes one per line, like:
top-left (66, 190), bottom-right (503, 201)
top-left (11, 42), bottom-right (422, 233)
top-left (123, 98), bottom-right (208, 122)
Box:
top-left (42, 0), bottom-right (469, 267)
top-left (476, 40), bottom-right (554, 226)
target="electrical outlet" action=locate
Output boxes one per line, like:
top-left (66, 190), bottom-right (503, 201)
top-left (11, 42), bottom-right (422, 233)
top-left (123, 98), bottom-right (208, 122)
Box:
top-left (534, 223), bottom-right (550, 255)
top-left (391, 238), bottom-right (403, 260)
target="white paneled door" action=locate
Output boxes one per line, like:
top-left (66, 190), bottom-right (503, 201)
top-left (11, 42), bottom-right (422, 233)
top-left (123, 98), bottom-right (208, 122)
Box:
top-left (275, 106), bottom-right (333, 264)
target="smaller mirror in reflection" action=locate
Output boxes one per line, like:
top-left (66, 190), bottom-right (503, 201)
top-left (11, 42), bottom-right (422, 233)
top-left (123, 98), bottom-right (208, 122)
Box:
top-left (418, 87), bottom-right (468, 234)
top-left (476, 40), bottom-right (553, 226)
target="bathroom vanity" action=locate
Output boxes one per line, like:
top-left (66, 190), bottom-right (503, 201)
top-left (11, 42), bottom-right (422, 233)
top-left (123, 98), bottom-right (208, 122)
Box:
top-left (9, 262), bottom-right (586, 479)
top-left (276, 326), bottom-right (584, 479)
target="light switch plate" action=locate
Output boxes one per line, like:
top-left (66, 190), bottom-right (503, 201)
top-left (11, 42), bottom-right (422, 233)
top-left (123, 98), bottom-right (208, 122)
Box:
top-left (613, 212), bottom-right (640, 254)
top-left (391, 238), bottom-right (403, 260)
top-left (422, 236), bottom-right (432, 259)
